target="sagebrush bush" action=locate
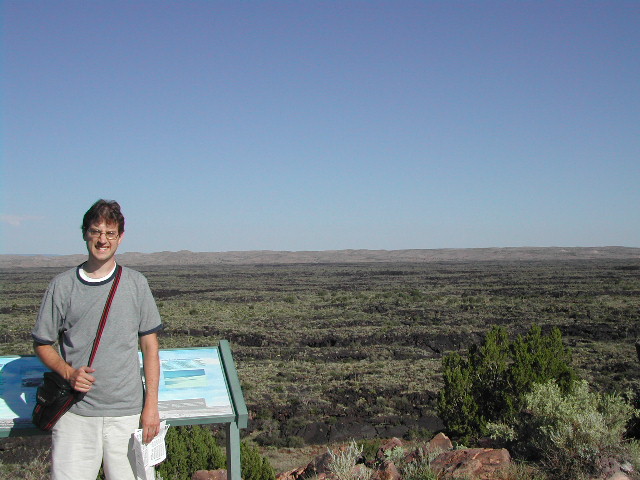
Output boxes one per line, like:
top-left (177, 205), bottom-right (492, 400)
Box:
top-left (438, 324), bottom-right (575, 440)
top-left (383, 444), bottom-right (440, 480)
top-left (488, 379), bottom-right (640, 478)
top-left (492, 461), bottom-right (549, 480)
top-left (327, 440), bottom-right (366, 480)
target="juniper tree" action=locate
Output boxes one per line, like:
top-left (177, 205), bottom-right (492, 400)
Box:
top-left (438, 324), bottom-right (576, 441)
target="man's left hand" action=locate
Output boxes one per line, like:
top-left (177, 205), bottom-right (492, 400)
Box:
top-left (141, 404), bottom-right (161, 443)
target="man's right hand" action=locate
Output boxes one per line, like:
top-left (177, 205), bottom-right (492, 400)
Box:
top-left (68, 366), bottom-right (96, 393)
top-left (34, 343), bottom-right (97, 393)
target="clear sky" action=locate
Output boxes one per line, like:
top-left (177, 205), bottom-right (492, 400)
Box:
top-left (2, 1), bottom-right (639, 255)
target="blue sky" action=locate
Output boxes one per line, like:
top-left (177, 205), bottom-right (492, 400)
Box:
top-left (2, 1), bottom-right (639, 255)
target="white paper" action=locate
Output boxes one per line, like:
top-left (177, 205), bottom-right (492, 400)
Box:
top-left (133, 421), bottom-right (169, 480)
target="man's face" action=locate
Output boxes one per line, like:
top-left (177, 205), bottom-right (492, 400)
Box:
top-left (84, 221), bottom-right (123, 264)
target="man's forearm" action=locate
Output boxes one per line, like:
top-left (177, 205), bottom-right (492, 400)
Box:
top-left (34, 343), bottom-right (73, 380)
top-left (140, 333), bottom-right (160, 404)
top-left (140, 333), bottom-right (161, 442)
top-left (143, 361), bottom-right (160, 407)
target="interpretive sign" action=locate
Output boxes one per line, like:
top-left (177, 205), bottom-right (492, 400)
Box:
top-left (151, 347), bottom-right (235, 424)
top-left (0, 341), bottom-right (247, 479)
top-left (0, 355), bottom-right (45, 432)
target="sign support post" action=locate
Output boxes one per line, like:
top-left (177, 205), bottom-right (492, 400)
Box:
top-left (218, 339), bottom-right (248, 480)
top-left (226, 420), bottom-right (241, 480)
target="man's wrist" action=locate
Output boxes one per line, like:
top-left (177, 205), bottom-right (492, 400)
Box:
top-left (61, 363), bottom-right (74, 381)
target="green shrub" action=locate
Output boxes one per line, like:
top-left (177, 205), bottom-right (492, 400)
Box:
top-left (488, 379), bottom-right (640, 478)
top-left (284, 435), bottom-right (305, 448)
top-left (438, 324), bottom-right (576, 441)
top-left (157, 426), bottom-right (275, 480)
top-left (358, 438), bottom-right (383, 462)
top-left (438, 350), bottom-right (479, 439)
top-left (404, 426), bottom-right (434, 441)
top-left (509, 325), bottom-right (575, 402)
top-left (240, 441), bottom-right (276, 480)
top-left (156, 425), bottom-right (225, 480)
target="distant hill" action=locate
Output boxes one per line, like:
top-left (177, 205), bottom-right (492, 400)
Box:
top-left (1, 246), bottom-right (639, 268)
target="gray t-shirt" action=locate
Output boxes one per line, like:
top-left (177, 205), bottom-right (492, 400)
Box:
top-left (32, 265), bottom-right (163, 416)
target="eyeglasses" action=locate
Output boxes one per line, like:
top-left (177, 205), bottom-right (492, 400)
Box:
top-left (87, 228), bottom-right (119, 240)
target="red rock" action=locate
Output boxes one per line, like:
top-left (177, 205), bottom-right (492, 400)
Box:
top-left (428, 432), bottom-right (453, 453)
top-left (304, 451), bottom-right (333, 476)
top-left (376, 461), bottom-right (401, 480)
top-left (276, 466), bottom-right (306, 480)
top-left (606, 474), bottom-right (631, 480)
top-left (192, 469), bottom-right (228, 480)
top-left (430, 448), bottom-right (511, 480)
top-left (376, 437), bottom-right (404, 460)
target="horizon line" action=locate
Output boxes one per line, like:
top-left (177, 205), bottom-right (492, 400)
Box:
top-left (2, 245), bottom-right (639, 257)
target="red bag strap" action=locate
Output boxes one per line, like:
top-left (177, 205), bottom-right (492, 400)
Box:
top-left (87, 265), bottom-right (122, 367)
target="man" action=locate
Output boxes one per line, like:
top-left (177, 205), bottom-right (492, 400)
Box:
top-left (32, 199), bottom-right (163, 480)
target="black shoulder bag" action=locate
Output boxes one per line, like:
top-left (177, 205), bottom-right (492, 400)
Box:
top-left (32, 265), bottom-right (122, 431)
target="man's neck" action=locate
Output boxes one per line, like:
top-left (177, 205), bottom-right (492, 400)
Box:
top-left (83, 258), bottom-right (117, 279)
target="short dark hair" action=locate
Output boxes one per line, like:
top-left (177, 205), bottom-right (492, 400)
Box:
top-left (81, 199), bottom-right (125, 236)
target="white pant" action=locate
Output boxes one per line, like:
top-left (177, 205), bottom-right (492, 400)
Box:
top-left (51, 411), bottom-right (141, 480)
